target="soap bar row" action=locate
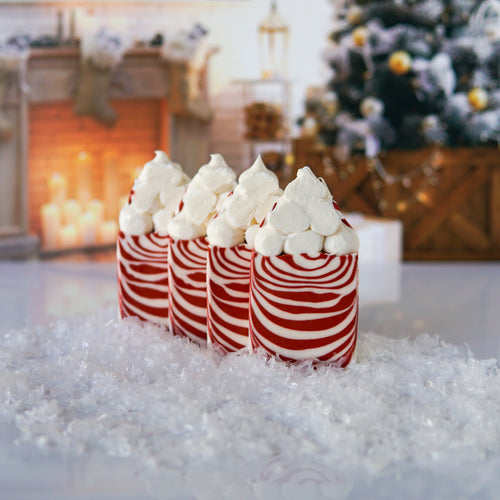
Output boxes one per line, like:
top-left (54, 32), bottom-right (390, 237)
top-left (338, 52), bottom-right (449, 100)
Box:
top-left (117, 232), bottom-right (358, 367)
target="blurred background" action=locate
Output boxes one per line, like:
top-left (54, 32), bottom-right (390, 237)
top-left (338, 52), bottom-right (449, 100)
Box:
top-left (0, 0), bottom-right (498, 262)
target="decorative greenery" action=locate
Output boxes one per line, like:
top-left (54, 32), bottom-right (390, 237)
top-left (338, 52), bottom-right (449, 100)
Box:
top-left (303, 0), bottom-right (500, 155)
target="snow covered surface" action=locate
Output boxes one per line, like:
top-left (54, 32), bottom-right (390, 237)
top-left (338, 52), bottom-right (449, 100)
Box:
top-left (0, 260), bottom-right (499, 499)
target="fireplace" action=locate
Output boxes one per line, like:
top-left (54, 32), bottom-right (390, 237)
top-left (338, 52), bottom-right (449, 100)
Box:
top-left (0, 47), bottom-right (212, 258)
top-left (30, 99), bottom-right (167, 251)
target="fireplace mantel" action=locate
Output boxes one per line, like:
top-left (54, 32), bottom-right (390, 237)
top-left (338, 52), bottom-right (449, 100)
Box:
top-left (0, 46), bottom-right (213, 257)
top-left (28, 47), bottom-right (201, 110)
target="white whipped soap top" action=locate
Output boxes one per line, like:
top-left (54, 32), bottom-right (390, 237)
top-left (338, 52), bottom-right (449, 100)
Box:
top-left (206, 156), bottom-right (283, 248)
top-left (119, 151), bottom-right (190, 236)
top-left (254, 166), bottom-right (359, 256)
top-left (167, 154), bottom-right (237, 240)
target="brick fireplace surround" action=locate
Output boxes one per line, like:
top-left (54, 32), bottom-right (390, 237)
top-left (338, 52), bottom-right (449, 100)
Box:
top-left (0, 47), bottom-right (212, 258)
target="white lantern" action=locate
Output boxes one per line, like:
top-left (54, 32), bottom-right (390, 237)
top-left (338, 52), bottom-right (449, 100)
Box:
top-left (258, 0), bottom-right (289, 79)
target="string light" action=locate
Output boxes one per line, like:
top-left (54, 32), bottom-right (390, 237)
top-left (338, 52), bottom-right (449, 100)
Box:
top-left (321, 148), bottom-right (442, 214)
top-left (396, 200), bottom-right (408, 213)
top-left (416, 190), bottom-right (432, 205)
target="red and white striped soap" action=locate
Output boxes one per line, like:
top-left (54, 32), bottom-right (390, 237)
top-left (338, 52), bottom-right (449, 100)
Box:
top-left (116, 231), bottom-right (170, 326)
top-left (249, 252), bottom-right (358, 366)
top-left (168, 236), bottom-right (209, 344)
top-left (207, 244), bottom-right (253, 352)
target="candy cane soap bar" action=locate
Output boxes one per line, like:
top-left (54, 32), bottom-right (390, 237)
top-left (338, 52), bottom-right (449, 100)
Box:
top-left (250, 167), bottom-right (360, 366)
top-left (206, 244), bottom-right (253, 351)
top-left (206, 156), bottom-right (283, 352)
top-left (117, 232), bottom-right (169, 325)
top-left (250, 252), bottom-right (358, 365)
top-left (167, 154), bottom-right (237, 343)
top-left (117, 151), bottom-right (189, 325)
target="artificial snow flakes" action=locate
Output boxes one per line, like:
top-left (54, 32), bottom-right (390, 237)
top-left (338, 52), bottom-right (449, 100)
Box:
top-left (0, 307), bottom-right (498, 481)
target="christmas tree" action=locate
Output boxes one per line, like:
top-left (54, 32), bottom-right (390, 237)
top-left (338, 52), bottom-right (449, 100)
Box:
top-left (304, 0), bottom-right (500, 156)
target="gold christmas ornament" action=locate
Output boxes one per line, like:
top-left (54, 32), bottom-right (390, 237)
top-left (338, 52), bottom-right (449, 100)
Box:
top-left (468, 87), bottom-right (488, 111)
top-left (388, 51), bottom-right (412, 75)
top-left (347, 5), bottom-right (363, 24)
top-left (352, 26), bottom-right (369, 47)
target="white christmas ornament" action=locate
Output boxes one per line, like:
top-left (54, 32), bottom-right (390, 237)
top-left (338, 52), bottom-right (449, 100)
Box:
top-left (470, 0), bottom-right (500, 41)
top-left (360, 97), bottom-right (384, 118)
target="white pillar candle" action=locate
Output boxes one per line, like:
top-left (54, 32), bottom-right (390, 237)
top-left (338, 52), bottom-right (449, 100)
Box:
top-left (40, 203), bottom-right (61, 248)
top-left (88, 199), bottom-right (104, 225)
top-left (48, 173), bottom-right (67, 206)
top-left (104, 152), bottom-right (118, 220)
top-left (59, 224), bottom-right (79, 248)
top-left (99, 220), bottom-right (118, 244)
top-left (76, 151), bottom-right (92, 209)
top-left (80, 212), bottom-right (98, 246)
top-left (63, 199), bottom-right (82, 226)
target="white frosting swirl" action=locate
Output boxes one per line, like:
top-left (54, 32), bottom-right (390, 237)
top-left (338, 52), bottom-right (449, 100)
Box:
top-left (118, 203), bottom-right (153, 236)
top-left (254, 166), bottom-right (359, 256)
top-left (206, 156), bottom-right (283, 248)
top-left (167, 154), bottom-right (237, 240)
top-left (118, 151), bottom-right (190, 235)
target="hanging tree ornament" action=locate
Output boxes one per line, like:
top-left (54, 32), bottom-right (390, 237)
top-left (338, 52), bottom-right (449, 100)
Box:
top-left (470, 0), bottom-right (500, 41)
top-left (352, 26), bottom-right (369, 47)
top-left (346, 5), bottom-right (364, 25)
top-left (322, 91), bottom-right (339, 115)
top-left (388, 50), bottom-right (412, 75)
top-left (468, 87), bottom-right (489, 111)
top-left (360, 97), bottom-right (384, 118)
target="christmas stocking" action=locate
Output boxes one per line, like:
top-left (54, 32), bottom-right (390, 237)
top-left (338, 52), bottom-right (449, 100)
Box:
top-left (0, 58), bottom-right (18, 141)
top-left (74, 59), bottom-right (117, 127)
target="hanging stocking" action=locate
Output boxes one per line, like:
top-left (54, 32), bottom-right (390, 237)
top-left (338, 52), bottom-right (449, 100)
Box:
top-left (74, 28), bottom-right (126, 127)
top-left (161, 24), bottom-right (213, 122)
top-left (0, 52), bottom-right (28, 141)
top-left (74, 59), bottom-right (117, 126)
top-left (0, 67), bottom-right (13, 141)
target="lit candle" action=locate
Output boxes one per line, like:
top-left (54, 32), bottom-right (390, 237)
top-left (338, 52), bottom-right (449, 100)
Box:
top-left (76, 151), bottom-right (92, 209)
top-left (104, 152), bottom-right (118, 220)
top-left (80, 211), bottom-right (98, 246)
top-left (40, 203), bottom-right (61, 248)
top-left (59, 224), bottom-right (79, 248)
top-left (99, 220), bottom-right (118, 244)
top-left (88, 199), bottom-right (104, 225)
top-left (63, 199), bottom-right (82, 226)
top-left (48, 173), bottom-right (67, 206)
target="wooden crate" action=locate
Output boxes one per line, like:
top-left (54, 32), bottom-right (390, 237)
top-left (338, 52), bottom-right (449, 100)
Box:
top-left (293, 137), bottom-right (500, 260)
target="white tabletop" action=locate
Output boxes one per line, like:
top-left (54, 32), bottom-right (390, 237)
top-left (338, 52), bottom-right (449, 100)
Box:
top-left (0, 259), bottom-right (499, 499)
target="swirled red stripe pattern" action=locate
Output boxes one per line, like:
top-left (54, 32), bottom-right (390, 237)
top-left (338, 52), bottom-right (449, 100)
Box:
top-left (116, 231), bottom-right (169, 326)
top-left (249, 252), bottom-right (358, 366)
top-left (207, 244), bottom-right (252, 352)
top-left (168, 237), bottom-right (209, 344)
